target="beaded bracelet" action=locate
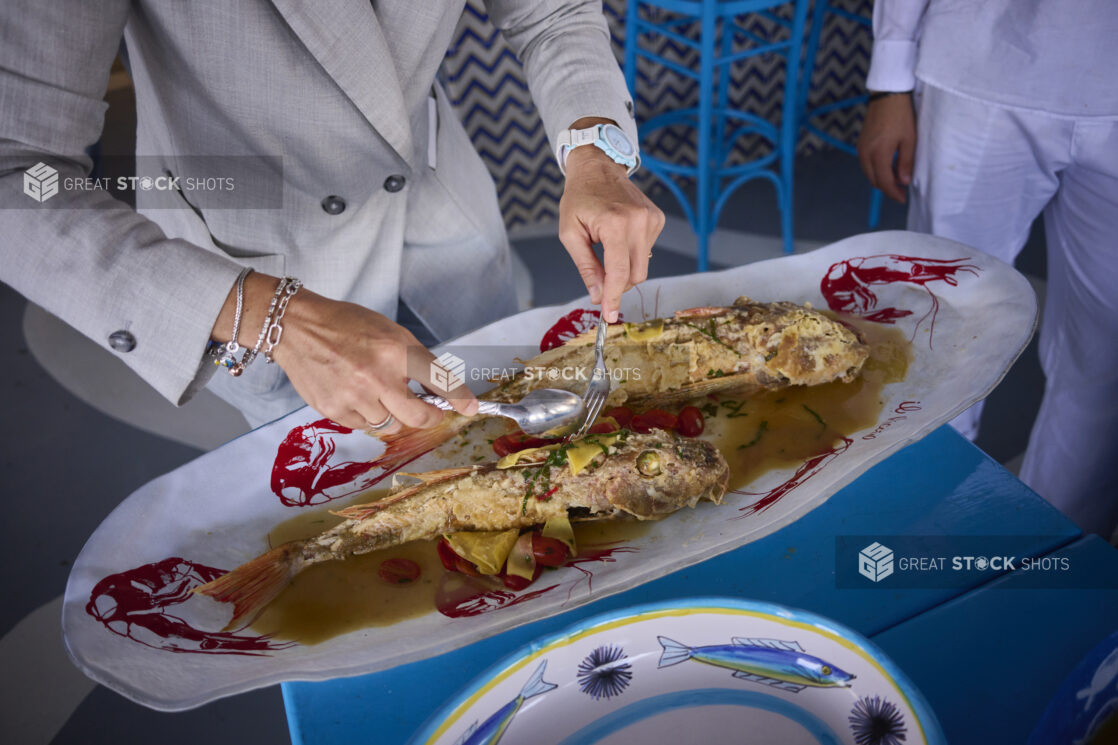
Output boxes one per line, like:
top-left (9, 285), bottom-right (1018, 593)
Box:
top-left (211, 267), bottom-right (253, 372)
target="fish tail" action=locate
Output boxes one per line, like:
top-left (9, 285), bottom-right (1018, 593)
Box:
top-left (369, 415), bottom-right (468, 474)
top-left (657, 636), bottom-right (693, 668)
top-left (519, 661), bottom-right (558, 701)
top-left (193, 543), bottom-right (305, 631)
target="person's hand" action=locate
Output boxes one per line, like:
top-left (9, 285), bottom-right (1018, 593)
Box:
top-left (213, 273), bottom-right (477, 434)
top-left (558, 121), bottom-right (665, 323)
top-left (857, 92), bottom-right (916, 204)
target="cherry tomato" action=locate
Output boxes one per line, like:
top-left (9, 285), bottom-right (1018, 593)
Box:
top-left (629, 414), bottom-right (653, 434)
top-left (531, 534), bottom-right (570, 567)
top-left (492, 432), bottom-right (553, 457)
top-left (454, 556), bottom-right (480, 577)
top-left (436, 539), bottom-right (459, 572)
top-left (641, 409), bottom-right (678, 431)
top-left (604, 406), bottom-right (634, 428)
top-left (500, 564), bottom-right (543, 590)
top-left (588, 420), bottom-right (619, 435)
top-left (377, 558), bottom-right (421, 585)
top-left (676, 405), bottom-right (705, 437)
top-left (501, 573), bottom-right (534, 590)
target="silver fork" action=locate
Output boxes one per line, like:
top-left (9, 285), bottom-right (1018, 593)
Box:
top-left (573, 316), bottom-right (611, 438)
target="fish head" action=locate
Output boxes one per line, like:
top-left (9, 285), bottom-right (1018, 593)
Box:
top-left (797, 656), bottom-right (856, 687)
top-left (594, 432), bottom-right (729, 520)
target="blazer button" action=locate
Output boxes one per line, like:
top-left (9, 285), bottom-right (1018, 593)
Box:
top-left (383, 175), bottom-right (406, 193)
top-left (321, 195), bottom-right (346, 215)
top-left (108, 330), bottom-right (136, 353)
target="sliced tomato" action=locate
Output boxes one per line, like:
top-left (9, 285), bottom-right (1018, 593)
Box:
top-left (532, 534), bottom-right (570, 567)
top-left (676, 405), bottom-right (705, 437)
top-left (378, 558), bottom-right (421, 585)
top-left (641, 409), bottom-right (678, 431)
top-left (629, 414), bottom-right (653, 434)
top-left (604, 406), bottom-right (634, 428)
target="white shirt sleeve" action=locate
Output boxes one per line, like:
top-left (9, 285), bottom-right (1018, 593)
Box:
top-left (865, 0), bottom-right (930, 92)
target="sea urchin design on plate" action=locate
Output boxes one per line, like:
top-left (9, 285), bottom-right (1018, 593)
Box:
top-left (849, 695), bottom-right (908, 745)
top-left (577, 644), bottom-right (633, 700)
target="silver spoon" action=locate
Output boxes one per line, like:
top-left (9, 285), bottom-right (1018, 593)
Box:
top-left (416, 388), bottom-right (585, 435)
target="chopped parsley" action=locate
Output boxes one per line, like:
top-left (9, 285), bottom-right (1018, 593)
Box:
top-left (738, 420), bottom-right (768, 449)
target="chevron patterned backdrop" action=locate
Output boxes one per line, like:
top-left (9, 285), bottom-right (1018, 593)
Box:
top-left (440, 0), bottom-right (872, 230)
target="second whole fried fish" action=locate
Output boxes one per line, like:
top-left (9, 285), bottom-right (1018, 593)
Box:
top-left (374, 297), bottom-right (870, 471)
top-left (195, 430), bottom-right (729, 629)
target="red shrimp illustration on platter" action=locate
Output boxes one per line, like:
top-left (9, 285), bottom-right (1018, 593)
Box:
top-left (733, 438), bottom-right (854, 518)
top-left (85, 558), bottom-right (295, 655)
top-left (539, 308), bottom-right (623, 352)
top-left (820, 255), bottom-right (979, 347)
top-left (271, 418), bottom-right (387, 507)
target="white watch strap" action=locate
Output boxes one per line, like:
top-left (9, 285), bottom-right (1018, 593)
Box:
top-left (555, 125), bottom-right (638, 176)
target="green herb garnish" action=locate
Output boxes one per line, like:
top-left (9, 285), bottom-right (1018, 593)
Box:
top-left (738, 420), bottom-right (768, 449)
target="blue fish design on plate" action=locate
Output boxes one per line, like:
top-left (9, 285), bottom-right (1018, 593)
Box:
top-left (455, 660), bottom-right (557, 745)
top-left (657, 635), bottom-right (856, 693)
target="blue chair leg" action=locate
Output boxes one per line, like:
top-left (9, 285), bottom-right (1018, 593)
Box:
top-left (779, 0), bottom-right (810, 255)
top-left (624, 0), bottom-right (638, 96)
top-left (714, 17), bottom-right (734, 166)
top-left (696, 1), bottom-right (717, 272)
top-left (797, 0), bottom-right (829, 132)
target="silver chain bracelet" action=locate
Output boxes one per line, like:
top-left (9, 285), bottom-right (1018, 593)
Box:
top-left (264, 278), bottom-right (303, 363)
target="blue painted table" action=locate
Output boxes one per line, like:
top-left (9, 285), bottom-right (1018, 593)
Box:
top-left (282, 427), bottom-right (1102, 744)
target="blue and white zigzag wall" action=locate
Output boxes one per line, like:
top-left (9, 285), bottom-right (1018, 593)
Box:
top-left (440, 0), bottom-right (872, 230)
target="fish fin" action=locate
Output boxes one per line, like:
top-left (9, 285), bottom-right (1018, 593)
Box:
top-left (774, 682), bottom-right (807, 693)
top-left (519, 660), bottom-right (558, 700)
top-left (673, 306), bottom-right (729, 318)
top-left (657, 636), bottom-right (693, 668)
top-left (332, 467), bottom-right (482, 521)
top-left (731, 671), bottom-right (806, 693)
top-left (453, 722), bottom-right (479, 745)
top-left (367, 415), bottom-right (468, 475)
top-left (732, 637), bottom-right (804, 652)
top-left (192, 543), bottom-right (303, 631)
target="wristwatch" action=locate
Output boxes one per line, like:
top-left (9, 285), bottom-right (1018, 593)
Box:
top-left (556, 123), bottom-right (640, 176)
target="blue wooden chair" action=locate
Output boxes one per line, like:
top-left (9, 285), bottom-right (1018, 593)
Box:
top-left (624, 0), bottom-right (811, 270)
top-left (796, 0), bottom-right (883, 228)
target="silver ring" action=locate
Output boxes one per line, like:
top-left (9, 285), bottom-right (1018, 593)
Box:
top-left (364, 413), bottom-right (395, 432)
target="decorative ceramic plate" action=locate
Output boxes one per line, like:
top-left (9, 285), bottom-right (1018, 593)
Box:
top-left (1028, 631), bottom-right (1118, 745)
top-left (62, 231), bottom-right (1036, 710)
top-left (410, 597), bottom-right (946, 745)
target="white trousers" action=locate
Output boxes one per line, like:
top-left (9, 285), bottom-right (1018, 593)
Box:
top-left (908, 84), bottom-right (1118, 538)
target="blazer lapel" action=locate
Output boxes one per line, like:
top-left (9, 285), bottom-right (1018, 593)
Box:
top-left (269, 0), bottom-right (413, 161)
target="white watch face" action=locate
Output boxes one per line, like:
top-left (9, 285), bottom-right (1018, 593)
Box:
top-left (602, 124), bottom-right (635, 157)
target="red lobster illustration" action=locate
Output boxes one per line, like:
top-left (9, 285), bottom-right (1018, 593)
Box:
top-left (821, 254), bottom-right (979, 345)
top-left (271, 418), bottom-right (384, 507)
top-left (85, 558), bottom-right (295, 655)
top-left (539, 308), bottom-right (622, 352)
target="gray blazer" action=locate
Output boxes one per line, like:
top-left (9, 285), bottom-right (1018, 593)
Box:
top-left (0, 0), bottom-right (637, 424)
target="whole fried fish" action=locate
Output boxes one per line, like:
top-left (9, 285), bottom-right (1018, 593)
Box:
top-left (195, 431), bottom-right (729, 629)
top-left (374, 297), bottom-right (869, 471)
